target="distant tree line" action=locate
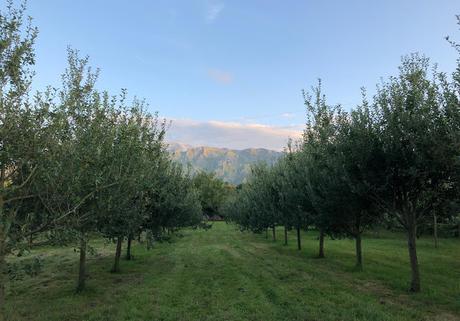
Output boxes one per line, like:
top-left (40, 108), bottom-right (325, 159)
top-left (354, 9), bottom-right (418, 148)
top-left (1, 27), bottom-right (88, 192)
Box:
top-left (0, 1), bottom-right (205, 307)
top-left (224, 23), bottom-right (460, 293)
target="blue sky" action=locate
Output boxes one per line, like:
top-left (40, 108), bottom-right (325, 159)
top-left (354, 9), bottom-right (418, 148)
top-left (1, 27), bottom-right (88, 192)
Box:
top-left (23, 0), bottom-right (460, 149)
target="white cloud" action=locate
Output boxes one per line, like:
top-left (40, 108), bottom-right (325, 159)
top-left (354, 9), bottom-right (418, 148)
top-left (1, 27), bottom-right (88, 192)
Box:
top-left (205, 2), bottom-right (224, 23)
top-left (207, 68), bottom-right (233, 84)
top-left (165, 118), bottom-right (303, 151)
top-left (281, 112), bottom-right (295, 118)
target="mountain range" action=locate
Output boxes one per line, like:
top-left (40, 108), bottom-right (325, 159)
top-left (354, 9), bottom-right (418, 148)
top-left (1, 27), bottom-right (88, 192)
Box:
top-left (168, 143), bottom-right (283, 185)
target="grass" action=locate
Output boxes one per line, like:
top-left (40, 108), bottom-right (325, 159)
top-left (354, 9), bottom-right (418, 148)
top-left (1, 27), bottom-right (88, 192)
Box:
top-left (3, 222), bottom-right (460, 321)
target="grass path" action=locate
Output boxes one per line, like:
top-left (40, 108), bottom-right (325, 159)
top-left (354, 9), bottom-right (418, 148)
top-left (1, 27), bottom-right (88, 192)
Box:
top-left (4, 223), bottom-right (460, 321)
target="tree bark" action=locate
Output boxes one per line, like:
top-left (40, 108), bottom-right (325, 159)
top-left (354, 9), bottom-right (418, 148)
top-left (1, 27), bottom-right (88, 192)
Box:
top-left (265, 228), bottom-right (268, 239)
top-left (433, 213), bottom-right (438, 249)
top-left (406, 218), bottom-right (421, 292)
top-left (296, 227), bottom-right (301, 250)
top-left (111, 237), bottom-right (123, 273)
top-left (272, 225), bottom-right (276, 241)
top-left (355, 233), bottom-right (363, 270)
top-left (126, 236), bottom-right (132, 260)
top-left (318, 230), bottom-right (325, 258)
top-left (76, 237), bottom-right (87, 293)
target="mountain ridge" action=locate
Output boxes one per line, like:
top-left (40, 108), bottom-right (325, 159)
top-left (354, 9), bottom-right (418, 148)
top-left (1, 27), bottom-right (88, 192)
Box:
top-left (168, 143), bottom-right (283, 184)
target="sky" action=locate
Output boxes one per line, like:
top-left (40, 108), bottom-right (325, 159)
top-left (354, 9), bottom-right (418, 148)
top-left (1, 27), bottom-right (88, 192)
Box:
top-left (20, 0), bottom-right (460, 149)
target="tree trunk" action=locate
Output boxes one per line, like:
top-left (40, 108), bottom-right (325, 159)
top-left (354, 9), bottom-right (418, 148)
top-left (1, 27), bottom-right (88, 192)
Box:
top-left (29, 233), bottom-right (34, 247)
top-left (272, 225), bottom-right (276, 241)
top-left (265, 228), bottom-right (268, 239)
top-left (318, 230), bottom-right (325, 258)
top-left (284, 226), bottom-right (288, 246)
top-left (433, 213), bottom-right (438, 249)
top-left (0, 194), bottom-right (5, 311)
top-left (76, 237), bottom-right (87, 293)
top-left (0, 251), bottom-right (5, 314)
top-left (407, 218), bottom-right (421, 292)
top-left (355, 233), bottom-right (363, 270)
top-left (126, 236), bottom-right (132, 260)
top-left (111, 237), bottom-right (123, 273)
top-left (296, 226), bottom-right (301, 250)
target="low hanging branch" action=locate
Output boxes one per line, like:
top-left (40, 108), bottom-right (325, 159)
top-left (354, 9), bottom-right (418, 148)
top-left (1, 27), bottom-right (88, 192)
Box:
top-left (25, 182), bottom-right (118, 238)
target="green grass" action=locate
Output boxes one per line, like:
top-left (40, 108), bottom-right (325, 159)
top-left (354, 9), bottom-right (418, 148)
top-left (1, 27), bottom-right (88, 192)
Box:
top-left (4, 223), bottom-right (460, 321)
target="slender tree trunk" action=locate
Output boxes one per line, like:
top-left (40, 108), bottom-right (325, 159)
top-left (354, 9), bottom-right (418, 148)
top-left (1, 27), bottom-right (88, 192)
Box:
top-left (0, 194), bottom-right (5, 311)
top-left (126, 236), bottom-right (132, 260)
top-left (284, 226), bottom-right (288, 246)
top-left (111, 237), bottom-right (123, 273)
top-left (318, 230), bottom-right (325, 258)
top-left (406, 217), bottom-right (421, 292)
top-left (296, 226), bottom-right (301, 250)
top-left (272, 225), bottom-right (276, 241)
top-left (355, 233), bottom-right (363, 270)
top-left (29, 233), bottom-right (34, 247)
top-left (76, 237), bottom-right (87, 293)
top-left (0, 250), bottom-right (5, 314)
top-left (433, 213), bottom-right (438, 249)
top-left (265, 228), bottom-right (268, 239)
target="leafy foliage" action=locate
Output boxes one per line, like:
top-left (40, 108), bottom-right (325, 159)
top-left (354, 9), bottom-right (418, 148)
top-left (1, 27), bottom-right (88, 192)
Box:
top-left (226, 57), bottom-right (460, 290)
top-left (0, 1), bottom-right (203, 301)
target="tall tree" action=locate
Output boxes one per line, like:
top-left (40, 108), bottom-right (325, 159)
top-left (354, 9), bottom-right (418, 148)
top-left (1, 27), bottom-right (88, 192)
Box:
top-left (311, 95), bottom-right (383, 269)
top-left (98, 100), bottom-right (167, 273)
top-left (372, 54), bottom-right (460, 292)
top-left (0, 1), bottom-right (42, 307)
top-left (40, 49), bottom-right (119, 292)
top-left (301, 81), bottom-right (342, 258)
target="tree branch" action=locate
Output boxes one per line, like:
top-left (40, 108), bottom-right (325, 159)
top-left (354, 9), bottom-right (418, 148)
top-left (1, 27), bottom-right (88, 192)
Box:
top-left (11, 165), bottom-right (38, 191)
top-left (4, 194), bottom-right (36, 204)
top-left (23, 182), bottom-right (118, 238)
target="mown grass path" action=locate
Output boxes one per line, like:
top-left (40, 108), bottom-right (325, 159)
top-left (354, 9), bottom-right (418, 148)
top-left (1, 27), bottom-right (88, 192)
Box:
top-left (4, 223), bottom-right (460, 321)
